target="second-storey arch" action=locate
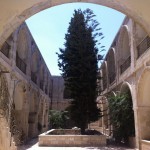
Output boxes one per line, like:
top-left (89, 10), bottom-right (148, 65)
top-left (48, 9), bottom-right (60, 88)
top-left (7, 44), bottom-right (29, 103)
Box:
top-left (107, 48), bottom-right (116, 85)
top-left (134, 23), bottom-right (150, 58)
top-left (31, 50), bottom-right (39, 84)
top-left (44, 71), bottom-right (49, 94)
top-left (118, 25), bottom-right (131, 74)
top-left (39, 65), bottom-right (44, 90)
top-left (16, 25), bottom-right (30, 74)
top-left (101, 61), bottom-right (108, 91)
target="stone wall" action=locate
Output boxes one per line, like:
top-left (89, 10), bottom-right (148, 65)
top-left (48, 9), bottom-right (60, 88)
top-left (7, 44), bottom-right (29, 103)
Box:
top-left (51, 76), bottom-right (71, 111)
top-left (0, 22), bottom-right (51, 148)
top-left (141, 140), bottom-right (150, 150)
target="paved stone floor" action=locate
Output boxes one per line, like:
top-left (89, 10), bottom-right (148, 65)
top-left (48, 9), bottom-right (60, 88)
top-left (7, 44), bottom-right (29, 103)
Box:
top-left (19, 139), bottom-right (135, 150)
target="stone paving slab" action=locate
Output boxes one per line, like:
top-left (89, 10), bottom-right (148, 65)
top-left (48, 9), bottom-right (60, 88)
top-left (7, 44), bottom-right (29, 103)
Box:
top-left (19, 139), bottom-right (135, 150)
top-left (21, 145), bottom-right (135, 150)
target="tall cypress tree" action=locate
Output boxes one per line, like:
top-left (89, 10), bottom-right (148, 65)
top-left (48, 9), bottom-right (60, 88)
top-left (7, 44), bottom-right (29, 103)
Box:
top-left (57, 9), bottom-right (103, 134)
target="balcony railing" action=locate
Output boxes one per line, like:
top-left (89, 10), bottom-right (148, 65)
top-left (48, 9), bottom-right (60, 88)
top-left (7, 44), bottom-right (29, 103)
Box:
top-left (49, 92), bottom-right (52, 98)
top-left (0, 42), bottom-right (10, 58)
top-left (40, 80), bottom-right (44, 90)
top-left (16, 52), bottom-right (26, 74)
top-left (97, 79), bottom-right (102, 95)
top-left (120, 56), bottom-right (131, 74)
top-left (31, 71), bottom-right (37, 84)
top-left (45, 87), bottom-right (48, 95)
top-left (137, 35), bottom-right (150, 58)
top-left (109, 72), bottom-right (116, 84)
top-left (103, 78), bottom-right (107, 91)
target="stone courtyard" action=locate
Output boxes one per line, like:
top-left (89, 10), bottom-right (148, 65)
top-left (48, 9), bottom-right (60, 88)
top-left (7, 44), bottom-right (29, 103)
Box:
top-left (1, 1), bottom-right (150, 150)
top-left (19, 139), bottom-right (135, 150)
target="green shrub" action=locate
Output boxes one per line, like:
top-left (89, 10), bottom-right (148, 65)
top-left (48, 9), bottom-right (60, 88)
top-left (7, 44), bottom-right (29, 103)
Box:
top-left (49, 110), bottom-right (69, 129)
top-left (108, 92), bottom-right (135, 143)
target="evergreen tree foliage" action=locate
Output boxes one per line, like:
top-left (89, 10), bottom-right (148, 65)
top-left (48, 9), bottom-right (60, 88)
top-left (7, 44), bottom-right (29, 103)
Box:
top-left (57, 9), bottom-right (104, 133)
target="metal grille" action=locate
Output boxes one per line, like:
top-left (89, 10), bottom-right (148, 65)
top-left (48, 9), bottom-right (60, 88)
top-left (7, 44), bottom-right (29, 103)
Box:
top-left (109, 72), bottom-right (116, 84)
top-left (120, 56), bottom-right (131, 74)
top-left (16, 52), bottom-right (26, 74)
top-left (31, 71), bottom-right (37, 84)
top-left (0, 42), bottom-right (10, 58)
top-left (103, 76), bottom-right (107, 90)
top-left (137, 36), bottom-right (150, 58)
top-left (40, 81), bottom-right (44, 90)
top-left (45, 87), bottom-right (48, 94)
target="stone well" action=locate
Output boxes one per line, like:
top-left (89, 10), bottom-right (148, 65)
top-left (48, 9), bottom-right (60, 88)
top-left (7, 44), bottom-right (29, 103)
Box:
top-left (39, 129), bottom-right (106, 147)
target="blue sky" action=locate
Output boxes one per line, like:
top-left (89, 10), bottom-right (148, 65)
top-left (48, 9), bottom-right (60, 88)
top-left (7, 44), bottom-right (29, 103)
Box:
top-left (26, 3), bottom-right (125, 75)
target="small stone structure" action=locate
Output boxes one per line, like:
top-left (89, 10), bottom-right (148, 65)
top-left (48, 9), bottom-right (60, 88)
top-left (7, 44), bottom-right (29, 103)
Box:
top-left (39, 129), bottom-right (106, 147)
top-left (141, 140), bottom-right (150, 150)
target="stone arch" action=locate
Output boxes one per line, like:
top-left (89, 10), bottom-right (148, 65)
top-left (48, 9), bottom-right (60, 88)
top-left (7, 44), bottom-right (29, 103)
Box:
top-left (107, 47), bottom-right (116, 84)
top-left (28, 90), bottom-right (39, 138)
top-left (31, 50), bottom-right (39, 84)
top-left (14, 81), bottom-right (26, 111)
top-left (101, 61), bottom-right (108, 91)
top-left (98, 96), bottom-right (109, 134)
top-left (16, 27), bottom-right (29, 61)
top-left (43, 99), bottom-right (49, 130)
top-left (120, 81), bottom-right (132, 95)
top-left (39, 65), bottom-right (44, 90)
top-left (37, 96), bottom-right (44, 133)
top-left (13, 81), bottom-right (29, 141)
top-left (137, 67), bottom-right (150, 140)
top-left (120, 82), bottom-right (134, 111)
top-left (1, 0), bottom-right (150, 47)
top-left (118, 25), bottom-right (131, 74)
top-left (97, 69), bottom-right (103, 95)
top-left (16, 25), bottom-right (30, 74)
top-left (48, 78), bottom-right (52, 99)
top-left (44, 71), bottom-right (49, 94)
top-left (0, 73), bottom-right (10, 150)
top-left (135, 23), bottom-right (147, 48)
top-left (31, 51), bottom-right (39, 73)
top-left (29, 90), bottom-right (39, 113)
top-left (110, 91), bottom-right (117, 97)
top-left (0, 73), bottom-right (9, 117)
top-left (135, 22), bottom-right (150, 58)
top-left (120, 82), bottom-right (135, 137)
top-left (0, 34), bottom-right (13, 58)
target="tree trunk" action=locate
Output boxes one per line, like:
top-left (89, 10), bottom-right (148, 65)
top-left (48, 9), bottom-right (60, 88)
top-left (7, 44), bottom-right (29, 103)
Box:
top-left (81, 126), bottom-right (85, 135)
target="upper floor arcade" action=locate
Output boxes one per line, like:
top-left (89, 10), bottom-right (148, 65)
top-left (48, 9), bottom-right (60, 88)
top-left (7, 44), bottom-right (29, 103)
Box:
top-left (0, 22), bottom-right (53, 99)
top-left (99, 17), bottom-right (150, 94)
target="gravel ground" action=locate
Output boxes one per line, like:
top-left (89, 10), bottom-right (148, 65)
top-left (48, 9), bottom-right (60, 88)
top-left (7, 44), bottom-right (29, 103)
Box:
top-left (19, 139), bottom-right (135, 150)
